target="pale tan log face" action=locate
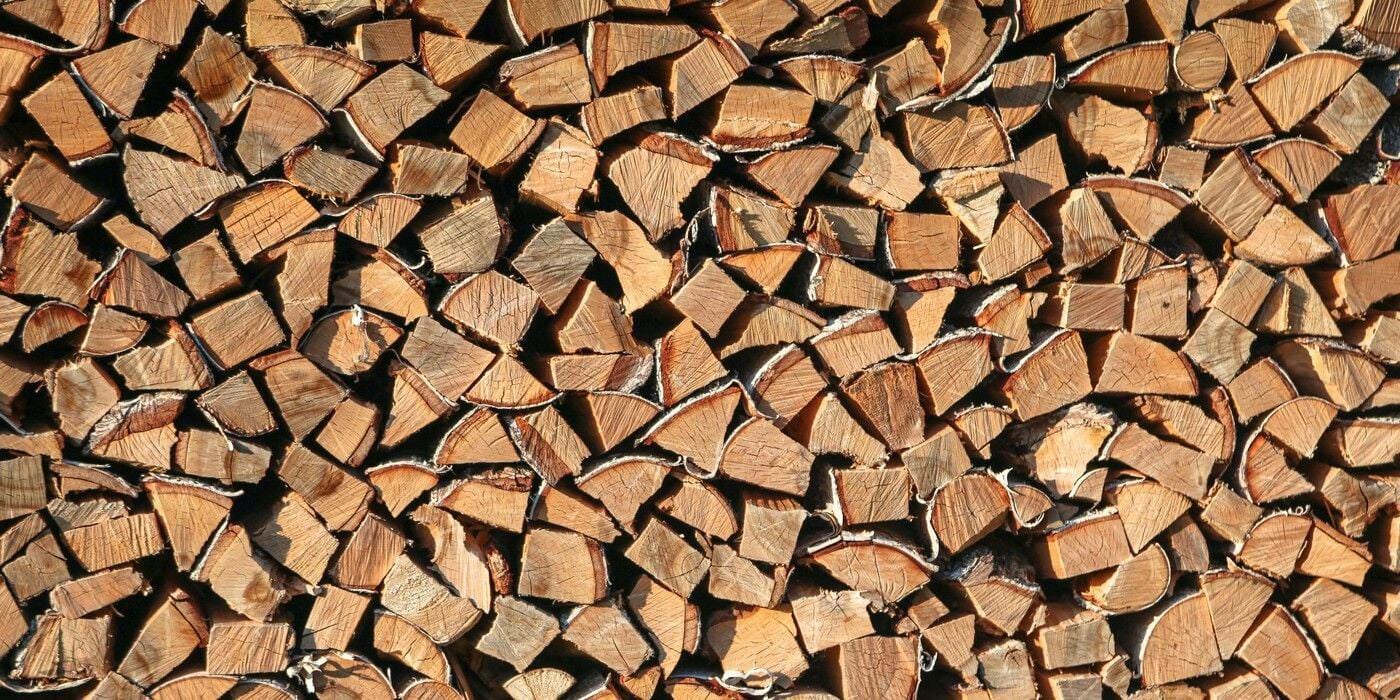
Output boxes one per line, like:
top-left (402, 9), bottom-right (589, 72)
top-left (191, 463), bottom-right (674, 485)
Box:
top-left (3, 0), bottom-right (1398, 696)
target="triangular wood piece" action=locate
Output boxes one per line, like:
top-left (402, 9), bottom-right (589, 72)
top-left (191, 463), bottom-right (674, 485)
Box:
top-left (605, 131), bottom-right (716, 239)
top-left (436, 407), bottom-right (519, 465)
top-left (71, 39), bottom-right (161, 119)
top-left (237, 83), bottom-right (327, 174)
top-left (144, 477), bottom-right (233, 572)
top-left (97, 250), bottom-right (190, 319)
top-left (656, 320), bottom-right (728, 405)
top-left (465, 354), bottom-right (557, 409)
top-left (744, 145), bottom-right (839, 207)
top-left (578, 391), bottom-right (661, 452)
top-left (122, 93), bottom-right (223, 168)
top-left (587, 19), bottom-right (699, 90)
top-left (512, 219), bottom-right (595, 314)
top-left (258, 45), bottom-right (374, 111)
top-left (718, 243), bottom-right (804, 290)
top-left (641, 383), bottom-right (742, 476)
top-left (123, 148), bottom-right (245, 236)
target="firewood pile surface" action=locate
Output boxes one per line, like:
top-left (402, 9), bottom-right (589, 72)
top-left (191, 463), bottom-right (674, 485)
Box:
top-left (1, 0), bottom-right (1400, 697)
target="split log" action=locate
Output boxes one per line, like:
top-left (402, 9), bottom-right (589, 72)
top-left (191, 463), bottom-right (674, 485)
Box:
top-left (1131, 591), bottom-right (1223, 687)
top-left (23, 70), bottom-right (111, 162)
top-left (301, 585), bottom-right (369, 652)
top-left (943, 545), bottom-right (1039, 637)
top-left (519, 526), bottom-right (609, 603)
top-left (207, 621), bottom-right (293, 675)
top-left (340, 64), bottom-right (447, 156)
top-left (1032, 510), bottom-right (1133, 579)
top-left (1076, 543), bottom-right (1171, 614)
top-left (1236, 604), bottom-right (1324, 699)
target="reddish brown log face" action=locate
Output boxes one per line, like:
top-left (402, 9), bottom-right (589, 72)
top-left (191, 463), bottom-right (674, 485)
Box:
top-left (1, 0), bottom-right (1399, 697)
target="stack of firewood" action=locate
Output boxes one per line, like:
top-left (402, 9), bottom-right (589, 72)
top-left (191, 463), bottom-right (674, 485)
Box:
top-left (1, 0), bottom-right (1399, 696)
